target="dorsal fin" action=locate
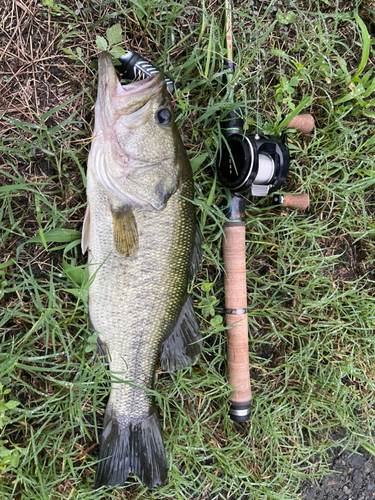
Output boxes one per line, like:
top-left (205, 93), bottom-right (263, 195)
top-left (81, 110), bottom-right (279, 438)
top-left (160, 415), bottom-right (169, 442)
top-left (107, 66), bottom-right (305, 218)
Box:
top-left (159, 294), bottom-right (202, 372)
top-left (189, 228), bottom-right (203, 281)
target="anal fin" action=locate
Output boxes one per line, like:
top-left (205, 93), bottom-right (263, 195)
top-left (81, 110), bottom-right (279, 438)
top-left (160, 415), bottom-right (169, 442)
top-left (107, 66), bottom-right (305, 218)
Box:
top-left (160, 294), bottom-right (202, 372)
top-left (96, 335), bottom-right (110, 367)
top-left (89, 314), bottom-right (110, 367)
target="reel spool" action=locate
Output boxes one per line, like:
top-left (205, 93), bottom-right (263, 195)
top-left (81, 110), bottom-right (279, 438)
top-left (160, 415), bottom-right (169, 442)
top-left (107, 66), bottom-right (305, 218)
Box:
top-left (217, 107), bottom-right (290, 198)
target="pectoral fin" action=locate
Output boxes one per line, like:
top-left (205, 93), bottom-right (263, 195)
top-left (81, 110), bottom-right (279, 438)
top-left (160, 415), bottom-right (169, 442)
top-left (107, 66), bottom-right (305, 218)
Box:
top-left (111, 205), bottom-right (139, 256)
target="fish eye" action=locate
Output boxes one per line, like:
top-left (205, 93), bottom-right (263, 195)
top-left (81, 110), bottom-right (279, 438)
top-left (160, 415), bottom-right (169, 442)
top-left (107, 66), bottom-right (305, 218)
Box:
top-left (155, 108), bottom-right (172, 126)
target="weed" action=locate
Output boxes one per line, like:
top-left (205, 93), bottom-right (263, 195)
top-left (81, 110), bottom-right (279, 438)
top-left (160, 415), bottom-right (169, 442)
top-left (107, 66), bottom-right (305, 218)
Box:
top-left (1, 0), bottom-right (375, 499)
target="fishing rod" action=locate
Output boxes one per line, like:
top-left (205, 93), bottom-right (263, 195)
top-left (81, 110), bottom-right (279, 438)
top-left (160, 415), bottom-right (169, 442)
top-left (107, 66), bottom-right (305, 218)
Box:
top-left (219, 0), bottom-right (314, 423)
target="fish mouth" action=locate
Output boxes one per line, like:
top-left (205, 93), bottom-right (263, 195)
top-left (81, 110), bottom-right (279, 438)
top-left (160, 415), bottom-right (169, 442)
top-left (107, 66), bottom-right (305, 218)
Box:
top-left (98, 52), bottom-right (166, 117)
top-left (114, 75), bottom-right (165, 116)
top-left (118, 73), bottom-right (165, 97)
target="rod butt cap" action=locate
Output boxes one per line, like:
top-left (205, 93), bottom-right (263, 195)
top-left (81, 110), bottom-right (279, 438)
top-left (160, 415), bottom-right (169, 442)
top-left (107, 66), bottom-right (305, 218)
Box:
top-left (229, 401), bottom-right (251, 423)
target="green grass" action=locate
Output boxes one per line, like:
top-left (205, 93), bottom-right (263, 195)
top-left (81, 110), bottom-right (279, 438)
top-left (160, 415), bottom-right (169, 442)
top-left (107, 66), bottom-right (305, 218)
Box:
top-left (1, 0), bottom-right (375, 498)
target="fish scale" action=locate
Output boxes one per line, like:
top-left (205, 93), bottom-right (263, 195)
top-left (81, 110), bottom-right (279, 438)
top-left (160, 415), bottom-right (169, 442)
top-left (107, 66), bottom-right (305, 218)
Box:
top-left (88, 179), bottom-right (195, 417)
top-left (83, 52), bottom-right (202, 488)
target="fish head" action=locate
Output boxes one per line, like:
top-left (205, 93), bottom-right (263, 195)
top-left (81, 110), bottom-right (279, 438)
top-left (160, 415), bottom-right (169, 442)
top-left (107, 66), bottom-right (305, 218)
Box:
top-left (92, 52), bottom-right (190, 210)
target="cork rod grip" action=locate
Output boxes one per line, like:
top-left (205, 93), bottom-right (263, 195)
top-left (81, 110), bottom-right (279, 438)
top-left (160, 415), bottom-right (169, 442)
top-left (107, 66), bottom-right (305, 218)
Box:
top-left (223, 222), bottom-right (251, 422)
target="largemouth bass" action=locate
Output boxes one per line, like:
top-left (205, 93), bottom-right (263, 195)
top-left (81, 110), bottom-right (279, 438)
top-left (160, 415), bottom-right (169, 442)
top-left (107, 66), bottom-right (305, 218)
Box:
top-left (82, 52), bottom-right (202, 488)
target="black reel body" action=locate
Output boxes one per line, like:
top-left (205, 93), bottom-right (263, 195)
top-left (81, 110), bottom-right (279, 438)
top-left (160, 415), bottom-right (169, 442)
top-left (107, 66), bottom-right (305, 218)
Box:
top-left (218, 133), bottom-right (290, 196)
top-left (217, 108), bottom-right (290, 197)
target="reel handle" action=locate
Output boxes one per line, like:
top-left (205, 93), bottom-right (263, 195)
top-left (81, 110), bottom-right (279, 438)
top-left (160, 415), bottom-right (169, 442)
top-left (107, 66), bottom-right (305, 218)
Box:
top-left (286, 114), bottom-right (314, 134)
top-left (223, 221), bottom-right (251, 422)
top-left (273, 193), bottom-right (310, 210)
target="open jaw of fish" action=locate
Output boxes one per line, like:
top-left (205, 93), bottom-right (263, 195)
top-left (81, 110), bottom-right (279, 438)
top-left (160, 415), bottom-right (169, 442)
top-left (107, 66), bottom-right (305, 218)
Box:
top-left (82, 52), bottom-right (202, 489)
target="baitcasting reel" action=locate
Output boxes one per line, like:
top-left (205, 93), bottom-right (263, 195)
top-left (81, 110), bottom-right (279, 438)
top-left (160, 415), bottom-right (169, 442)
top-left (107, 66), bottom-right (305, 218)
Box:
top-left (217, 108), bottom-right (313, 212)
top-left (218, 107), bottom-right (289, 198)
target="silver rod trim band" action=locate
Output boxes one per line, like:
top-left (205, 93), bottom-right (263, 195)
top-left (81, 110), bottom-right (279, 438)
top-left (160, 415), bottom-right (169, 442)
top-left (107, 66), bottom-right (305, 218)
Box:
top-left (226, 308), bottom-right (247, 315)
top-left (230, 408), bottom-right (251, 417)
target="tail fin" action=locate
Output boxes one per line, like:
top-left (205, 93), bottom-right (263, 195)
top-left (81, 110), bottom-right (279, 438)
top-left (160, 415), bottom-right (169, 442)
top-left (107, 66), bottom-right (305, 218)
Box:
top-left (95, 409), bottom-right (168, 489)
